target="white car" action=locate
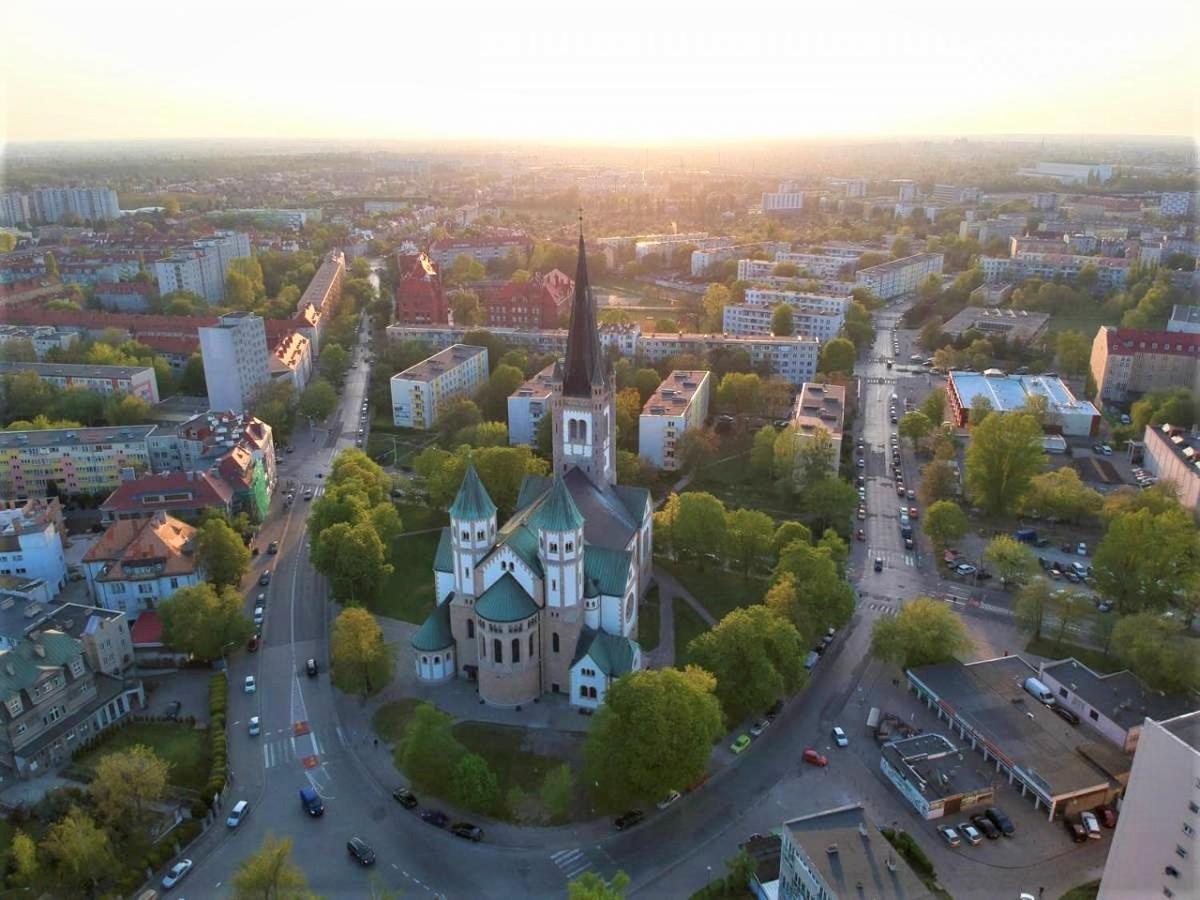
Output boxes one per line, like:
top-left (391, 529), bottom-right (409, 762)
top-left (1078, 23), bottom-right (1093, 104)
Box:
top-left (253, 606), bottom-right (265, 626)
top-left (959, 822), bottom-right (983, 845)
top-left (937, 825), bottom-right (961, 847)
top-left (832, 726), bottom-right (848, 747)
top-left (248, 716), bottom-right (260, 737)
top-left (656, 789), bottom-right (681, 810)
top-left (244, 675), bottom-right (257, 694)
top-left (161, 858), bottom-right (193, 889)
top-left (749, 719), bottom-right (770, 737)
top-left (1080, 810), bottom-right (1102, 839)
top-left (955, 563), bottom-right (977, 577)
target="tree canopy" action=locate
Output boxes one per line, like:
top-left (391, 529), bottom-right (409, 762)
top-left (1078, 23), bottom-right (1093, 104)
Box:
top-left (194, 517), bottom-right (251, 588)
top-left (159, 582), bottom-right (255, 661)
top-left (964, 411), bottom-right (1045, 515)
top-left (330, 607), bottom-right (394, 697)
top-left (870, 597), bottom-right (971, 669)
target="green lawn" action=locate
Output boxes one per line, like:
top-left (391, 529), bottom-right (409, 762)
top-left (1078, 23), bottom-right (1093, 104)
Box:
top-left (673, 599), bottom-right (712, 667)
top-left (638, 585), bottom-right (662, 653)
top-left (1025, 635), bottom-right (1122, 672)
top-left (658, 557), bottom-right (768, 623)
top-left (1045, 304), bottom-right (1115, 335)
top-left (372, 698), bottom-right (423, 743)
top-left (395, 503), bottom-right (449, 532)
top-left (367, 416), bottom-right (439, 467)
top-left (1059, 881), bottom-right (1100, 900)
top-left (373, 530), bottom-right (440, 623)
top-left (73, 722), bottom-right (211, 793)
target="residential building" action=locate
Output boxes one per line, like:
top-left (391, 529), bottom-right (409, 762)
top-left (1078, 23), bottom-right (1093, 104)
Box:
top-left (507, 364), bottom-right (557, 447)
top-left (789, 383), bottom-right (846, 476)
top-left (297, 250), bottom-right (345, 314)
top-left (1098, 712), bottom-right (1200, 900)
top-left (638, 370), bottom-right (711, 470)
top-left (269, 330), bottom-right (313, 391)
top-left (429, 234), bottom-right (533, 268)
top-left (218, 208), bottom-right (319, 229)
top-left (1141, 423), bottom-right (1200, 514)
top-left (931, 184), bottom-right (981, 204)
top-left (81, 512), bottom-right (201, 615)
top-left (959, 215), bottom-right (1027, 245)
top-left (776, 804), bottom-right (934, 900)
top-left (734, 262), bottom-right (855, 295)
top-left (93, 282), bottom-right (159, 312)
top-left (0, 360), bottom-right (160, 404)
top-left (981, 252), bottom-right (1134, 291)
top-left (37, 604), bottom-right (134, 677)
top-left (0, 425), bottom-right (156, 498)
top-left (894, 202), bottom-right (944, 221)
top-left (30, 187), bottom-right (120, 223)
top-left (1015, 162), bottom-right (1114, 184)
top-left (0, 192), bottom-right (32, 226)
top-left (690, 245), bottom-right (738, 277)
top-left (843, 178), bottom-right (866, 197)
top-left (154, 251), bottom-right (222, 304)
top-left (394, 251), bottom-right (449, 324)
top-left (946, 370), bottom-right (1101, 436)
top-left (634, 233), bottom-right (719, 262)
top-left (0, 627), bottom-right (144, 779)
top-left (892, 179), bottom-right (919, 201)
top-left (0, 499), bottom-right (68, 598)
top-left (0, 325), bottom-right (79, 359)
top-left (390, 344), bottom-right (489, 430)
top-left (880, 733), bottom-right (994, 820)
top-left (99, 470), bottom-right (236, 524)
top-left (1159, 191), bottom-right (1196, 218)
top-left (854, 253), bottom-right (944, 300)
top-left (476, 270), bottom-right (573, 329)
top-left (733, 290), bottom-right (849, 330)
top-left (410, 236), bottom-right (650, 709)
top-left (940, 308), bottom-right (1050, 344)
top-left (198, 312), bottom-right (271, 414)
top-left (191, 231), bottom-right (251, 287)
top-left (149, 410), bottom-right (276, 490)
top-left (761, 187), bottom-right (805, 217)
top-left (721, 303), bottom-right (845, 340)
top-left (772, 251), bottom-right (858, 279)
top-left (1089, 326), bottom-right (1200, 403)
top-left (967, 283), bottom-right (1015, 307)
top-left (1167, 304), bottom-right (1200, 335)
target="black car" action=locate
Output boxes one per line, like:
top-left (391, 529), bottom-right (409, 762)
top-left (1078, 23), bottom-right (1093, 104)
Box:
top-left (765, 699), bottom-right (784, 722)
top-left (1064, 817), bottom-right (1087, 843)
top-left (450, 822), bottom-right (484, 842)
top-left (347, 837), bottom-right (375, 865)
top-left (1052, 705), bottom-right (1080, 725)
top-left (614, 810), bottom-right (644, 831)
top-left (420, 809), bottom-right (449, 828)
top-left (392, 787), bottom-right (418, 809)
top-left (971, 814), bottom-right (1000, 839)
top-left (259, 570), bottom-right (271, 586)
top-left (164, 700), bottom-right (182, 720)
top-left (305, 658), bottom-right (318, 677)
top-left (268, 541), bottom-right (279, 555)
top-left (985, 806), bottom-right (1016, 836)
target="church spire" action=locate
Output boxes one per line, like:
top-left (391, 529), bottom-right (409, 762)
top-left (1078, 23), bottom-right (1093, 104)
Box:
top-left (561, 212), bottom-right (606, 397)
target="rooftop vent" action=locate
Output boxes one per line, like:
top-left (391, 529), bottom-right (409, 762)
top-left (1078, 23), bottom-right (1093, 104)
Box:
top-left (825, 844), bottom-right (838, 855)
top-left (32, 644), bottom-right (45, 658)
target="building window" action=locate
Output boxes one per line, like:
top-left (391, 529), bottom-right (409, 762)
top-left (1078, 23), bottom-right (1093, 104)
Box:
top-left (1190, 802), bottom-right (1200, 815)
top-left (511, 639), bottom-right (520, 664)
top-left (1176, 845), bottom-right (1188, 859)
top-left (1184, 823), bottom-right (1195, 837)
top-left (467, 620), bottom-right (475, 639)
top-left (552, 633), bottom-right (560, 653)
top-left (565, 541), bottom-right (573, 552)
top-left (550, 543), bottom-right (558, 553)
top-left (476, 529), bottom-right (484, 540)
top-left (461, 530), bottom-right (469, 540)
top-left (529, 633), bottom-right (535, 657)
top-left (1089, 709), bottom-right (1099, 721)
top-left (493, 639), bottom-right (502, 663)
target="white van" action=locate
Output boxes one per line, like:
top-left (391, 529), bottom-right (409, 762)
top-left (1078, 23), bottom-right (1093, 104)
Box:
top-left (1023, 677), bottom-right (1055, 706)
top-left (226, 800), bottom-right (249, 828)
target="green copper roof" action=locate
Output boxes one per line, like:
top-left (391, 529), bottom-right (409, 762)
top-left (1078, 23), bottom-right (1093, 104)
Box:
top-left (529, 476), bottom-right (584, 533)
top-left (411, 600), bottom-right (454, 652)
top-left (433, 527), bottom-right (453, 573)
top-left (0, 632), bottom-right (82, 699)
top-left (573, 628), bottom-right (638, 677)
top-left (475, 574), bottom-right (539, 623)
top-left (583, 544), bottom-right (632, 597)
top-left (449, 464), bottom-right (496, 521)
top-left (500, 525), bottom-right (543, 577)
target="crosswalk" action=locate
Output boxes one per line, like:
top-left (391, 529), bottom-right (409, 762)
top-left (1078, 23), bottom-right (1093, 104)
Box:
top-left (550, 847), bottom-right (595, 881)
top-left (863, 602), bottom-right (897, 617)
top-left (262, 728), bottom-right (342, 769)
top-left (866, 548), bottom-right (916, 568)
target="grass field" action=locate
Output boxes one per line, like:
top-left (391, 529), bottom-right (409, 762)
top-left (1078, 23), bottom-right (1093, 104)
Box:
top-left (1058, 881), bottom-right (1100, 900)
top-left (1045, 304), bottom-right (1115, 335)
top-left (372, 698), bottom-right (423, 743)
top-left (638, 585), bottom-right (662, 652)
top-left (374, 530), bottom-right (440, 623)
top-left (658, 557), bottom-right (768, 623)
top-left (673, 599), bottom-right (712, 667)
top-left (74, 722), bottom-right (211, 793)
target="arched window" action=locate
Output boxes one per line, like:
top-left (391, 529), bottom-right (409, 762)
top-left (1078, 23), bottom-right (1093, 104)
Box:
top-left (493, 638), bottom-right (502, 663)
top-left (511, 638), bottom-right (521, 664)
top-left (461, 530), bottom-right (469, 540)
top-left (479, 636), bottom-right (486, 658)
top-left (476, 529), bottom-right (484, 539)
top-left (467, 619), bottom-right (475, 638)
top-left (529, 632), bottom-right (535, 657)
top-left (568, 418), bottom-right (578, 441)
top-left (578, 419), bottom-right (588, 442)
top-left (552, 632), bottom-right (560, 653)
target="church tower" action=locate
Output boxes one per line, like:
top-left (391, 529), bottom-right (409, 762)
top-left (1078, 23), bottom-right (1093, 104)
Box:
top-left (448, 463), bottom-right (497, 599)
top-left (552, 227), bottom-right (616, 485)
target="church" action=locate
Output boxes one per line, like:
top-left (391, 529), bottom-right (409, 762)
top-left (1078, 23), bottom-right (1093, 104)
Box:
top-left (410, 232), bottom-right (654, 708)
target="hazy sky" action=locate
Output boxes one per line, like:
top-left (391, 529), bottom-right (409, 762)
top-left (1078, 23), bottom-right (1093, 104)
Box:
top-left (3, 0), bottom-right (1197, 144)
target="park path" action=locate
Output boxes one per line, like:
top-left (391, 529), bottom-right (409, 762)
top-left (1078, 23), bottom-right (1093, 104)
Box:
top-left (643, 588), bottom-right (675, 669)
top-left (652, 565), bottom-right (717, 627)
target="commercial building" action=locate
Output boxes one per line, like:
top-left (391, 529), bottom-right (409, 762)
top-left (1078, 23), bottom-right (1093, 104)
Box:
top-left (880, 733), bottom-right (994, 820)
top-left (394, 251), bottom-right (449, 324)
top-left (981, 252), bottom-right (1134, 291)
top-left (1159, 191), bottom-right (1196, 218)
top-left (1098, 712), bottom-right (1200, 900)
top-left (638, 370), bottom-right (711, 470)
top-left (0, 499), bottom-right (67, 599)
top-left (1141, 423), bottom-right (1200, 514)
top-left (1167, 304), bottom-right (1200, 335)
top-left (939, 308), bottom-right (1050, 344)
top-left (1016, 162), bottom-right (1114, 184)
top-left (789, 383), bottom-right (846, 475)
top-left (908, 657), bottom-right (1122, 821)
top-left (390, 344), bottom-right (489, 430)
top-left (946, 370), bottom-right (1101, 437)
top-left (29, 187), bottom-right (120, 223)
top-left (855, 253), bottom-right (944, 300)
top-left (82, 512), bottom-right (202, 615)
top-left (99, 470), bottom-right (236, 524)
top-left (0, 360), bottom-right (160, 405)
top-left (198, 312), bottom-right (271, 415)
top-left (507, 364), bottom-right (557, 447)
top-left (0, 425), bottom-right (156, 498)
top-left (1089, 326), bottom-right (1200, 404)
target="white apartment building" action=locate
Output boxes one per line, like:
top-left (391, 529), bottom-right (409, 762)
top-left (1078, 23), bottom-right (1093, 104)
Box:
top-left (772, 251), bottom-right (857, 279)
top-left (507, 364), bottom-right (557, 447)
top-left (192, 231), bottom-right (252, 285)
top-left (690, 245), bottom-right (737, 277)
top-left (638, 371), bottom-right (711, 470)
top-left (198, 312), bottom-right (271, 415)
top-left (981, 252), bottom-right (1134, 291)
top-left (761, 190), bottom-right (805, 215)
top-left (1160, 191), bottom-right (1196, 218)
top-left (1098, 712), bottom-right (1199, 900)
top-left (390, 344), bottom-right (488, 430)
top-left (855, 253), bottom-right (944, 300)
top-left (154, 252), bottom-right (222, 304)
top-left (634, 233), bottom-right (718, 261)
top-left (0, 361), bottom-right (159, 405)
top-left (1016, 162), bottom-right (1114, 184)
top-left (743, 289), bottom-right (851, 317)
top-left (0, 193), bottom-right (32, 227)
top-left (722, 304), bottom-right (845, 341)
top-left (0, 500), bottom-right (68, 599)
top-left (790, 382), bottom-right (846, 475)
top-left (0, 326), bottom-right (79, 359)
top-left (30, 187), bottom-right (120, 223)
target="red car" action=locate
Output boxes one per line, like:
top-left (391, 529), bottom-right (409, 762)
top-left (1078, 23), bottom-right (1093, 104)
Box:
top-left (1093, 805), bottom-right (1117, 828)
top-left (909, 506), bottom-right (919, 519)
top-left (802, 749), bottom-right (828, 767)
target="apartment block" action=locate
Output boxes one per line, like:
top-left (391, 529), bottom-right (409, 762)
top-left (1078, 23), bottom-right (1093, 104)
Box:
top-left (981, 252), bottom-right (1133, 291)
top-left (742, 289), bottom-right (852, 318)
top-left (690, 245), bottom-right (738, 277)
top-left (0, 361), bottom-right (160, 405)
top-left (82, 512), bottom-right (202, 615)
top-left (30, 187), bottom-right (120, 223)
top-left (394, 251), bottom-right (449, 324)
top-left (854, 253), bottom-right (944, 300)
top-left (0, 499), bottom-right (68, 599)
top-left (721, 304), bottom-right (844, 341)
top-left (428, 234), bottom-right (533, 268)
top-left (390, 344), bottom-right (488, 430)
top-left (298, 250), bottom-right (345, 315)
top-left (761, 188), bottom-right (805, 217)
top-left (1141, 423), bottom-right (1200, 515)
top-left (0, 425), bottom-right (156, 498)
top-left (507, 364), bottom-right (557, 447)
top-left (638, 371), bottom-right (711, 470)
top-left (1160, 191), bottom-right (1196, 218)
top-left (1089, 326), bottom-right (1200, 403)
top-left (0, 326), bottom-right (79, 359)
top-left (1015, 162), bottom-right (1114, 184)
top-left (198, 312), bottom-right (271, 415)
top-left (772, 251), bottom-right (857, 279)
top-left (0, 192), bottom-right (32, 227)
top-left (789, 382), bottom-right (846, 475)
top-left (154, 251), bottom-right (222, 303)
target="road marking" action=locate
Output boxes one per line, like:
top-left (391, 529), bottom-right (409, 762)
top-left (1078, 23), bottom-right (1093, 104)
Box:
top-left (551, 848), bottom-right (593, 880)
top-left (336, 726), bottom-right (347, 746)
top-left (294, 720), bottom-right (311, 736)
top-left (302, 754), bottom-right (319, 769)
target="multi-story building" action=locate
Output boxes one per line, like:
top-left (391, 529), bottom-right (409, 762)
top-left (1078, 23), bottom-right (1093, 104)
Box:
top-left (940, 308), bottom-right (1049, 344)
top-left (0, 499), bottom-right (68, 599)
top-left (1160, 191), bottom-right (1196, 218)
top-left (1098, 712), bottom-right (1199, 900)
top-left (507, 364), bottom-right (557, 447)
top-left (191, 231), bottom-right (251, 285)
top-left (154, 251), bottom-right (222, 303)
top-left (394, 252), bottom-right (449, 324)
top-left (1015, 161), bottom-right (1114, 184)
top-left (771, 251), bottom-right (858, 279)
top-left (476, 270), bottom-right (573, 329)
top-left (946, 370), bottom-right (1101, 436)
top-left (1141, 423), bottom-right (1200, 514)
top-left (981, 252), bottom-right (1134, 291)
top-left (0, 361), bottom-right (160, 405)
top-left (99, 470), bottom-right (236, 524)
top-left (1089, 326), bottom-right (1200, 403)
top-left (429, 235), bottom-right (533, 269)
top-left (959, 215), bottom-right (1028, 245)
top-left (854, 253), bottom-right (944, 300)
top-left (789, 382), bottom-right (846, 475)
top-left (297, 250), bottom-right (345, 315)
top-left (0, 425), bottom-right (156, 498)
top-left (892, 179), bottom-right (919, 201)
top-left (638, 371), bottom-right (711, 470)
top-left (30, 187), bottom-right (120, 223)
top-left (721, 303), bottom-right (844, 341)
top-left (269, 329), bottom-right (313, 391)
top-left (93, 282), bottom-right (159, 313)
top-left (742, 289), bottom-right (852, 318)
top-left (390, 344), bottom-right (489, 430)
top-left (690, 245), bottom-right (738, 277)
top-left (1167, 304), bottom-right (1200, 335)
top-left (219, 208), bottom-right (319, 229)
top-left (634, 233), bottom-right (718, 262)
top-left (198, 312), bottom-right (271, 415)
top-left (931, 184), bottom-right (980, 204)
top-left (0, 325), bottom-right (79, 359)
top-left (82, 512), bottom-right (202, 615)
top-left (148, 409), bottom-right (276, 497)
top-left (0, 192), bottom-right (32, 227)
top-left (0, 601), bottom-right (134, 679)
top-left (761, 188), bottom-right (805, 217)
top-left (733, 262), bottom-right (855, 296)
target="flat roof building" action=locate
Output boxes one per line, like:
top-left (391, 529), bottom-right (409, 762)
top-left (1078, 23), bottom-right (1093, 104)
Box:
top-left (1141, 423), bottom-right (1200, 516)
top-left (946, 370), bottom-right (1101, 437)
top-left (1089, 326), bottom-right (1200, 404)
top-left (0, 360), bottom-right (160, 405)
top-left (855, 253), bottom-right (944, 300)
top-left (390, 344), bottom-right (488, 430)
top-left (879, 733), bottom-right (994, 820)
top-left (638, 371), bottom-right (711, 471)
top-left (1167, 304), bottom-right (1200, 335)
top-left (0, 426), bottom-right (156, 498)
top-left (198, 312), bottom-right (271, 415)
top-left (940, 308), bottom-right (1049, 344)
top-left (507, 364), bottom-right (557, 448)
top-left (789, 382), bottom-right (846, 476)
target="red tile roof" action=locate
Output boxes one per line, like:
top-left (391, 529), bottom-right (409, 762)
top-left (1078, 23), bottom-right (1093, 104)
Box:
top-left (99, 470), bottom-right (235, 515)
top-left (1104, 327), bottom-right (1200, 357)
top-left (130, 610), bottom-right (163, 645)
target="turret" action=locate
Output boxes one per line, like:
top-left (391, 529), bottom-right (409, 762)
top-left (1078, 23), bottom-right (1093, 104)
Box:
top-left (448, 464), bottom-right (497, 598)
top-left (531, 476), bottom-right (585, 610)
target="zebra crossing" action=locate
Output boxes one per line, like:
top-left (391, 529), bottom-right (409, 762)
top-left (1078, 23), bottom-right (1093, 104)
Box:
top-left (867, 548), bottom-right (916, 568)
top-left (550, 847), bottom-right (595, 881)
top-left (262, 728), bottom-right (341, 769)
top-left (863, 602), bottom-right (897, 617)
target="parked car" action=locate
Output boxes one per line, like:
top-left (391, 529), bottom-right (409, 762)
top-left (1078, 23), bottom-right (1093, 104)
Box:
top-left (985, 807), bottom-right (1015, 836)
top-left (959, 822), bottom-right (983, 846)
top-left (306, 658), bottom-right (319, 677)
top-left (857, 507), bottom-right (866, 520)
top-left (802, 748), bottom-right (828, 767)
top-left (1052, 705), bottom-right (1081, 725)
top-left (247, 634), bottom-right (260, 652)
top-left (420, 809), bottom-right (449, 829)
top-left (856, 528), bottom-right (865, 541)
top-left (874, 557), bottom-right (883, 572)
top-left (1064, 817), bottom-right (1088, 843)
top-left (938, 825), bottom-right (961, 848)
top-left (259, 570), bottom-right (271, 586)
top-left (832, 726), bottom-right (848, 747)
top-left (450, 822), bottom-right (484, 842)
top-left (268, 541), bottom-right (279, 555)
top-left (347, 837), bottom-right (376, 865)
top-left (614, 810), bottom-right (644, 830)
top-left (161, 859), bottom-right (193, 889)
top-left (164, 700), bottom-right (182, 720)
top-left (955, 563), bottom-right (977, 577)
top-left (392, 787), bottom-right (418, 808)
top-left (243, 675), bottom-right (256, 694)
top-left (1080, 810), bottom-right (1102, 839)
top-left (731, 734), bottom-right (752, 754)
top-left (656, 790), bottom-right (681, 810)
top-left (971, 814), bottom-right (1000, 839)
top-left (909, 506), bottom-right (919, 519)
top-left (253, 606), bottom-right (265, 626)
top-left (749, 720), bottom-right (770, 737)
top-left (1094, 805), bottom-right (1117, 828)
top-left (226, 800), bottom-right (249, 828)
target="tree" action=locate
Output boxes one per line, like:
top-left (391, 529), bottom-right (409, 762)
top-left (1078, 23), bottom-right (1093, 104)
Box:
top-left (1055, 330), bottom-right (1092, 376)
top-left (250, 379), bottom-right (296, 444)
top-left (687, 606), bottom-right (806, 724)
top-left (368, 502), bottom-right (404, 546)
top-left (613, 387), bottom-right (643, 451)
top-left (772, 521), bottom-right (812, 557)
top-left (771, 304), bottom-right (795, 336)
top-left (231, 833), bottom-right (314, 900)
top-left (225, 270), bottom-right (256, 307)
top-left (672, 492), bottom-right (727, 564)
top-left (9, 829), bottom-right (38, 887)
top-left (437, 398), bottom-right (483, 446)
top-left (616, 449), bottom-right (655, 485)
top-left (983, 535), bottom-right (1038, 587)
top-left (1014, 578), bottom-right (1055, 640)
top-left (159, 583), bottom-right (255, 661)
top-left (330, 607), bottom-right (394, 697)
top-left (817, 528), bottom-right (849, 574)
top-left (964, 412), bottom-right (1045, 516)
top-left (769, 542), bottom-right (856, 641)
top-left (968, 394), bottom-right (994, 425)
top-left (700, 283), bottom-right (731, 332)
top-left (88, 744), bottom-right (169, 833)
top-left (570, 871), bottom-right (631, 900)
top-left (898, 411), bottom-right (933, 447)
top-left (920, 388), bottom-right (947, 425)
top-left (0, 337), bottom-right (37, 362)
top-left (750, 425), bottom-right (778, 480)
top-left (44, 251), bottom-right (60, 278)
top-left (318, 343), bottom-right (351, 385)
top-left (633, 368), bottom-right (662, 403)
top-left (870, 597), bottom-right (971, 669)
top-left (1111, 614), bottom-right (1200, 693)
top-left (817, 337), bottom-right (856, 376)
top-left (1091, 507), bottom-right (1200, 614)
top-left (40, 806), bottom-right (116, 895)
top-left (478, 364), bottom-right (526, 421)
top-left (583, 667), bottom-right (723, 807)
top-left (1101, 482), bottom-right (1182, 521)
top-left (451, 752), bottom-right (500, 813)
top-left (922, 500), bottom-right (967, 553)
top-left (918, 460), bottom-right (957, 506)
top-left (398, 703), bottom-right (463, 790)
top-left (313, 522), bottom-right (393, 604)
top-left (298, 379), bottom-right (338, 421)
top-left (0, 232), bottom-right (16, 253)
top-left (540, 763), bottom-right (574, 821)
top-left (195, 517), bottom-right (251, 587)
top-left (715, 372), bottom-right (762, 415)
top-left (724, 508), bottom-right (775, 575)
top-left (1048, 589), bottom-right (1091, 649)
top-left (676, 428), bottom-right (720, 474)
top-left (1021, 467), bottom-right (1102, 523)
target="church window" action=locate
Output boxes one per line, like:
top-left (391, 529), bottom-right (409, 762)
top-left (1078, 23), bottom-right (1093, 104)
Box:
top-left (476, 529), bottom-right (484, 540)
top-left (549, 542), bottom-right (558, 552)
top-left (529, 633), bottom-right (535, 657)
top-left (493, 639), bottom-right (502, 663)
top-left (479, 637), bottom-right (486, 658)
top-left (625, 593), bottom-right (634, 621)
top-left (421, 656), bottom-right (428, 664)
top-left (565, 541), bottom-right (573, 552)
top-left (463, 566), bottom-right (469, 578)
top-left (579, 419), bottom-right (588, 441)
top-left (552, 579), bottom-right (557, 591)
top-left (467, 620), bottom-right (475, 638)
top-left (461, 530), bottom-right (469, 540)
top-left (552, 632), bottom-right (560, 653)
top-left (579, 685), bottom-right (588, 698)
top-left (511, 639), bottom-right (520, 664)
top-left (568, 419), bottom-right (578, 441)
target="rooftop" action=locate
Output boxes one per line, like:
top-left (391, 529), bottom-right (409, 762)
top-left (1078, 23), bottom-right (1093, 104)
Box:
top-left (0, 360), bottom-right (154, 380)
top-left (1145, 423), bottom-right (1200, 479)
top-left (1101, 326), bottom-right (1200, 357)
top-left (856, 252), bottom-right (943, 274)
top-left (791, 382), bottom-right (846, 438)
top-left (880, 733), bottom-right (989, 801)
top-left (1161, 710), bottom-right (1200, 753)
top-left (0, 424), bottom-right (157, 450)
top-left (642, 370), bottom-right (709, 417)
top-left (99, 470), bottom-right (235, 515)
top-left (298, 251), bottom-right (344, 310)
top-left (83, 512), bottom-right (197, 581)
top-left (1040, 656), bottom-right (1199, 731)
top-left (393, 344), bottom-right (487, 383)
top-left (509, 363), bottom-right (558, 402)
top-left (1169, 304), bottom-right (1200, 326)
top-left (948, 370), bottom-right (1100, 418)
top-left (941, 307), bottom-right (1050, 339)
